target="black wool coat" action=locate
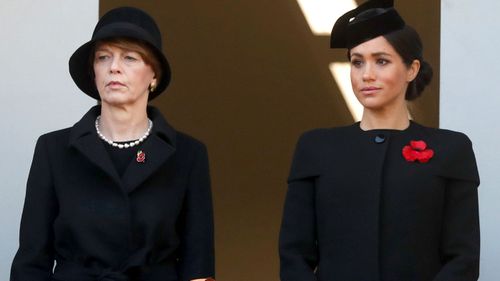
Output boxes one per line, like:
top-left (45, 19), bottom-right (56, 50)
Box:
top-left (11, 106), bottom-right (215, 281)
top-left (279, 121), bottom-right (480, 281)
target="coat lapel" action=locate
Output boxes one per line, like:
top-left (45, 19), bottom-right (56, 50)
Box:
top-left (68, 106), bottom-right (122, 187)
top-left (121, 134), bottom-right (175, 193)
top-left (72, 133), bottom-right (122, 187)
top-left (68, 105), bottom-right (178, 194)
top-left (121, 106), bottom-right (177, 193)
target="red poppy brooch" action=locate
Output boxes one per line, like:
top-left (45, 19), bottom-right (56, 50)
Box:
top-left (402, 140), bottom-right (434, 163)
top-left (136, 150), bottom-right (146, 163)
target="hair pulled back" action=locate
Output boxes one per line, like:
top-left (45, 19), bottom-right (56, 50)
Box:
top-left (383, 25), bottom-right (433, 100)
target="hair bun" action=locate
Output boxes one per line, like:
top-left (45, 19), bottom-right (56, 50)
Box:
top-left (407, 60), bottom-right (433, 100)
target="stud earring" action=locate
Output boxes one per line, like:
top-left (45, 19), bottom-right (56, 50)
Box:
top-left (149, 82), bottom-right (157, 92)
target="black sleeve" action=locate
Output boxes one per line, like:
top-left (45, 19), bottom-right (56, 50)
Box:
top-left (177, 143), bottom-right (215, 281)
top-left (434, 134), bottom-right (480, 281)
top-left (11, 136), bottom-right (57, 281)
top-left (279, 133), bottom-right (319, 281)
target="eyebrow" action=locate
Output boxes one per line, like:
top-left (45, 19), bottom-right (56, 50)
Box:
top-left (350, 52), bottom-right (392, 58)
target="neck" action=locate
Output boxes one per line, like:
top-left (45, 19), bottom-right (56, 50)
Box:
top-left (360, 104), bottom-right (410, 131)
top-left (98, 103), bottom-right (149, 142)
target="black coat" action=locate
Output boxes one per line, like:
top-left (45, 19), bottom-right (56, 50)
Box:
top-left (279, 121), bottom-right (480, 281)
top-left (11, 106), bottom-right (215, 281)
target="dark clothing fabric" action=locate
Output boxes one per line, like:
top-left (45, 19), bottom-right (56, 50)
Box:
top-left (103, 140), bottom-right (144, 177)
top-left (279, 121), bottom-right (480, 281)
top-left (11, 106), bottom-right (215, 281)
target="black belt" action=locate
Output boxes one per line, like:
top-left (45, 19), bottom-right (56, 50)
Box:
top-left (52, 261), bottom-right (178, 281)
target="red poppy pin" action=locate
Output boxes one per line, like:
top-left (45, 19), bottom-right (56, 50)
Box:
top-left (402, 140), bottom-right (434, 163)
top-left (136, 150), bottom-right (146, 163)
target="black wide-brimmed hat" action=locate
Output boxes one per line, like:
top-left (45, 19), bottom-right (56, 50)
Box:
top-left (330, 0), bottom-right (405, 49)
top-left (69, 7), bottom-right (171, 100)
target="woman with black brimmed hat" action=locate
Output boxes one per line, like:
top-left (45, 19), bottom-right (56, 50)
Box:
top-left (279, 1), bottom-right (480, 280)
top-left (11, 7), bottom-right (215, 281)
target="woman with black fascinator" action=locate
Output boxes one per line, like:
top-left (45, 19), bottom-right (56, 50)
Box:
top-left (279, 1), bottom-right (480, 280)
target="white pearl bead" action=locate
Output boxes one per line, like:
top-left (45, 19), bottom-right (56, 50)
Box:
top-left (95, 115), bottom-right (153, 149)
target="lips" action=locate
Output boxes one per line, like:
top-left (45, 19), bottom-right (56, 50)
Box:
top-left (107, 81), bottom-right (125, 87)
top-left (360, 86), bottom-right (381, 95)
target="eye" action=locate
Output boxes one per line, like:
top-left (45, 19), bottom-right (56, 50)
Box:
top-left (124, 52), bottom-right (142, 62)
top-left (95, 54), bottom-right (110, 61)
top-left (350, 59), bottom-right (363, 68)
top-left (124, 55), bottom-right (138, 61)
top-left (376, 58), bottom-right (389, 65)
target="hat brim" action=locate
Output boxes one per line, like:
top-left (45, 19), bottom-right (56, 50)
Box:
top-left (69, 23), bottom-right (171, 100)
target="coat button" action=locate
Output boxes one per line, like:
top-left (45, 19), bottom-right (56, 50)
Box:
top-left (374, 134), bottom-right (386, 144)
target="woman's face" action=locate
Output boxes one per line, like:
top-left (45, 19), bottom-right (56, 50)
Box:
top-left (93, 43), bottom-right (156, 106)
top-left (349, 36), bottom-right (419, 111)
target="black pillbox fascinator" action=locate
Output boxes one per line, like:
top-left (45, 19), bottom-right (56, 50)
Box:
top-left (69, 7), bottom-right (171, 100)
top-left (330, 0), bottom-right (405, 49)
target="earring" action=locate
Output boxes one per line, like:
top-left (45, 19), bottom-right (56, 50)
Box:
top-left (149, 82), bottom-right (157, 92)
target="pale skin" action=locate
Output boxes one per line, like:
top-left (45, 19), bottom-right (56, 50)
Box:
top-left (93, 43), bottom-right (154, 141)
top-left (93, 43), bottom-right (212, 281)
top-left (349, 35), bottom-right (420, 131)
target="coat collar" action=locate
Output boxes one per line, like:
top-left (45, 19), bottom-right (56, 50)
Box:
top-left (69, 105), bottom-right (176, 146)
top-left (69, 105), bottom-right (177, 193)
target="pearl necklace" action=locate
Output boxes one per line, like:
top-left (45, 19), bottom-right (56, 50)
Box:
top-left (95, 116), bottom-right (153, 149)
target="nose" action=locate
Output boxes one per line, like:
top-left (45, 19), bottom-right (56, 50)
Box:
top-left (362, 63), bottom-right (375, 81)
top-left (109, 57), bottom-right (121, 74)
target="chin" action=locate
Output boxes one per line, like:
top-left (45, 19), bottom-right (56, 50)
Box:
top-left (357, 97), bottom-right (382, 109)
top-left (362, 102), bottom-right (398, 113)
top-left (100, 96), bottom-right (134, 107)
top-left (99, 92), bottom-right (137, 105)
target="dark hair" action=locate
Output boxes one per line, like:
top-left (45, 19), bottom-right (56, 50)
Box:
top-left (383, 25), bottom-right (433, 100)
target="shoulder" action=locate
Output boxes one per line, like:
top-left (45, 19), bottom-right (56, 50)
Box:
top-left (289, 125), bottom-right (356, 179)
top-left (413, 123), bottom-right (474, 151)
top-left (173, 131), bottom-right (209, 165)
top-left (175, 131), bottom-right (207, 151)
top-left (413, 123), bottom-right (479, 183)
top-left (296, 124), bottom-right (357, 150)
top-left (34, 127), bottom-right (73, 150)
top-left (28, 128), bottom-right (74, 166)
top-left (39, 127), bottom-right (72, 140)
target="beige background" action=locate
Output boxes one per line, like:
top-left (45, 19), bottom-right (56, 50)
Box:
top-left (99, 1), bottom-right (440, 280)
